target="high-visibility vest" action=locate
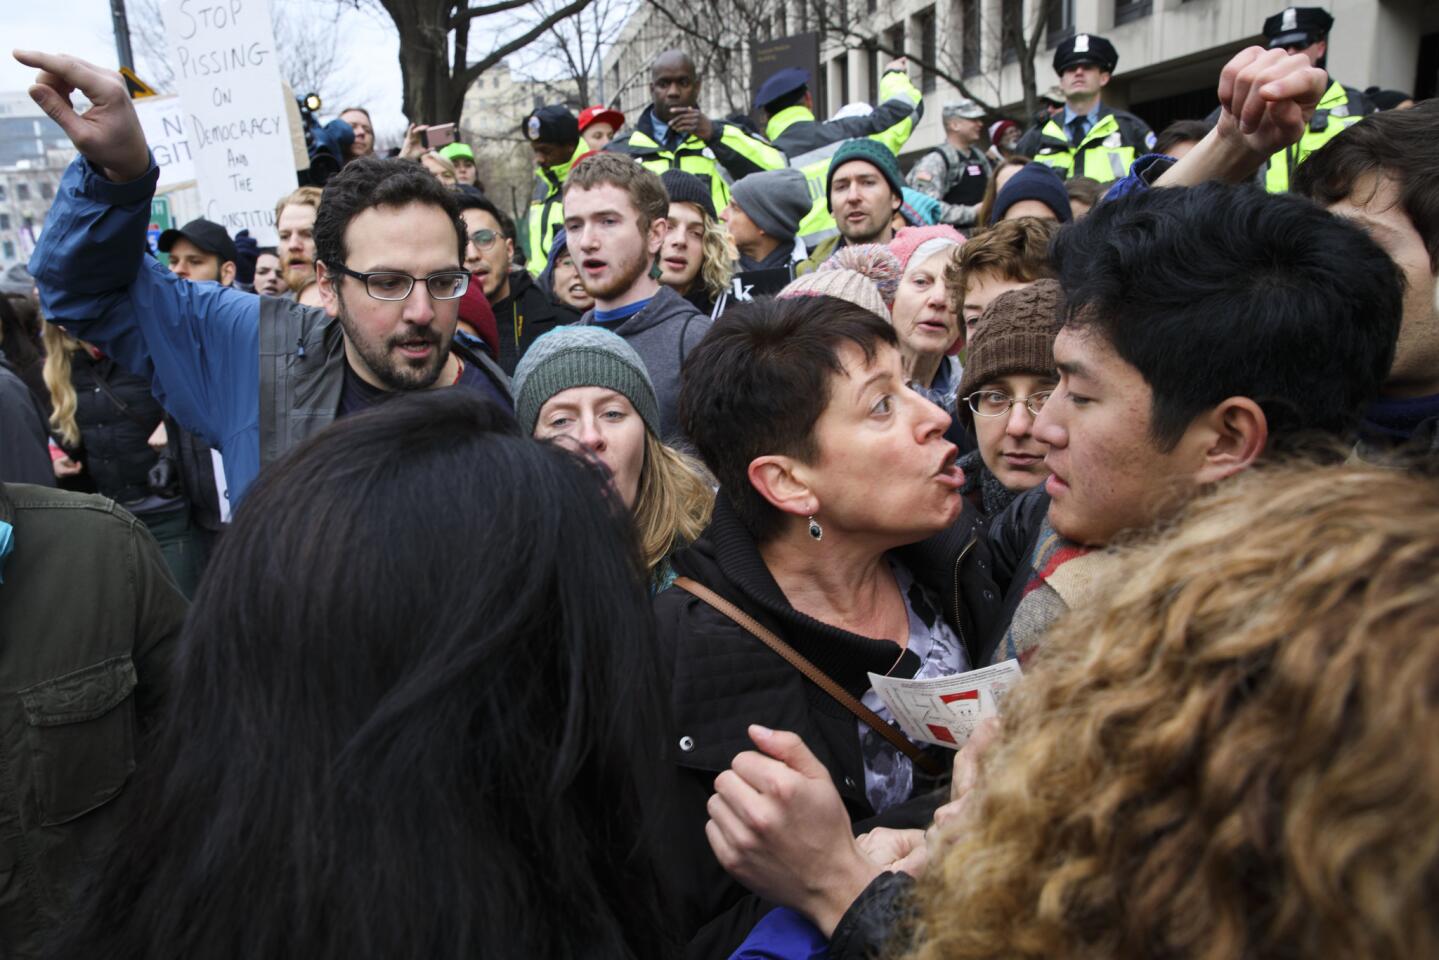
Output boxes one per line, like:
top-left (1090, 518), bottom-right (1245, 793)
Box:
top-left (1030, 111), bottom-right (1150, 182)
top-left (1264, 81), bottom-right (1364, 193)
top-left (769, 70), bottom-right (922, 243)
top-left (525, 142), bottom-right (586, 277)
top-left (608, 121), bottom-right (785, 215)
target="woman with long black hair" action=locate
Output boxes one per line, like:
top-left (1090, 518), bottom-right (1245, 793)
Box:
top-left (51, 390), bottom-right (675, 960)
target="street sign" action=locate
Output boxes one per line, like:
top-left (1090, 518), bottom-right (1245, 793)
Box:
top-left (121, 66), bottom-right (158, 99)
top-left (147, 196), bottom-right (173, 261)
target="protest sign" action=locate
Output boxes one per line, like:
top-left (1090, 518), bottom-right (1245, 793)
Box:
top-left (867, 660), bottom-right (1023, 748)
top-left (134, 96), bottom-right (195, 191)
top-left (161, 0), bottom-right (297, 244)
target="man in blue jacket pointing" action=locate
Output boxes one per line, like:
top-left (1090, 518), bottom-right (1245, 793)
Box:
top-left (18, 50), bottom-right (511, 503)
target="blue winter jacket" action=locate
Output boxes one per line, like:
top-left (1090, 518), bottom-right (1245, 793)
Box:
top-left (31, 157), bottom-right (264, 497)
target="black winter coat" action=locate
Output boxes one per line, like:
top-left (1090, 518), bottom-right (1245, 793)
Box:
top-left (65, 350), bottom-right (165, 504)
top-left (650, 493), bottom-right (1003, 959)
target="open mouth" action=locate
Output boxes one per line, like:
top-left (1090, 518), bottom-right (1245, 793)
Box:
top-left (393, 334), bottom-right (438, 359)
top-left (933, 444), bottom-right (963, 489)
top-left (582, 258), bottom-right (607, 275)
top-left (662, 257), bottom-right (688, 271)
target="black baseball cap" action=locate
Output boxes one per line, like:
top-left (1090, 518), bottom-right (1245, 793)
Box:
top-left (158, 218), bottom-right (239, 264)
top-left (522, 105), bottom-right (580, 145)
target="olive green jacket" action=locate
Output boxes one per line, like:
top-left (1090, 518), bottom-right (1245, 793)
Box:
top-left (0, 484), bottom-right (186, 957)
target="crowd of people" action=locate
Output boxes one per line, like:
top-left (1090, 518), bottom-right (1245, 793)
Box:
top-left (0, 4), bottom-right (1436, 956)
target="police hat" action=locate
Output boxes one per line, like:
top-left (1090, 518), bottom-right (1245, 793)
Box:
top-left (1052, 33), bottom-right (1118, 74)
top-left (1263, 6), bottom-right (1333, 49)
top-left (753, 67), bottom-right (810, 111)
top-left (157, 218), bottom-right (238, 265)
top-left (522, 105), bottom-right (579, 144)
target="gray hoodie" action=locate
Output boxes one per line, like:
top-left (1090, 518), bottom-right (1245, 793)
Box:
top-left (580, 285), bottom-right (711, 442)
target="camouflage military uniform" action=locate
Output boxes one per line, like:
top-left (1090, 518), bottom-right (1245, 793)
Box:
top-left (906, 143), bottom-right (991, 228)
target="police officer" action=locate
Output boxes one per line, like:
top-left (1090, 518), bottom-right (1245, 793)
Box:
top-left (522, 105), bottom-right (584, 277)
top-left (906, 99), bottom-right (992, 228)
top-left (606, 49), bottom-right (785, 217)
top-left (754, 59), bottom-right (923, 244)
top-left (1257, 6), bottom-right (1373, 192)
top-left (1015, 33), bottom-right (1154, 182)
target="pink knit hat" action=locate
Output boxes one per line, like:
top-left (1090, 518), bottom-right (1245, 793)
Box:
top-left (889, 225), bottom-right (965, 274)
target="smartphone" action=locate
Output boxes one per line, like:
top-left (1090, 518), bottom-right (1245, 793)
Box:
top-left (424, 123), bottom-right (457, 148)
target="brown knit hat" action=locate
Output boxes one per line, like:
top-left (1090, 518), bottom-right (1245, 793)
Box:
top-left (958, 279), bottom-right (1065, 397)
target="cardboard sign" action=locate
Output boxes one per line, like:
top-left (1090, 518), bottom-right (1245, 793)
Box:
top-left (867, 660), bottom-right (1023, 749)
top-left (161, 0), bottom-right (297, 244)
top-left (134, 96), bottom-right (196, 191)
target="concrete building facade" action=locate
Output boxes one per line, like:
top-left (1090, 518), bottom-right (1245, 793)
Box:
top-left (604, 0), bottom-right (1437, 167)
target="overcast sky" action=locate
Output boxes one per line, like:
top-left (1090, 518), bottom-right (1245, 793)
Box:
top-left (4, 0), bottom-right (409, 135)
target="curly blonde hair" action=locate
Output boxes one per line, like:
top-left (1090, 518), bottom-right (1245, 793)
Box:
top-left (908, 461), bottom-right (1439, 960)
top-left (698, 211), bottom-right (734, 303)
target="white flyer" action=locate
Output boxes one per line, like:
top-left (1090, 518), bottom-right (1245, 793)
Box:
top-left (867, 660), bottom-right (1024, 749)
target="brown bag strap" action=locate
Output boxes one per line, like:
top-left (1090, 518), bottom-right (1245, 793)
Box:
top-left (673, 576), bottom-right (941, 777)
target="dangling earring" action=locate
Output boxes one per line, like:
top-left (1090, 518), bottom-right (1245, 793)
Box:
top-left (807, 516), bottom-right (824, 541)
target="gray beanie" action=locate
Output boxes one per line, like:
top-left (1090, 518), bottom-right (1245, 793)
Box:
top-left (730, 168), bottom-right (812, 243)
top-left (511, 326), bottom-right (660, 436)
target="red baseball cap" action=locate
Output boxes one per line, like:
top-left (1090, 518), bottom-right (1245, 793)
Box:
top-left (578, 105), bottom-right (625, 133)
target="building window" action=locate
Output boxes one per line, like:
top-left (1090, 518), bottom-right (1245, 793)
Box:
top-left (917, 7), bottom-right (937, 92)
top-left (0, 185), bottom-right (6, 201)
top-left (1047, 0), bottom-right (1075, 48)
top-left (886, 22), bottom-right (906, 62)
top-left (961, 0), bottom-right (981, 78)
top-left (1114, 0), bottom-right (1152, 25)
top-left (2, 241), bottom-right (13, 261)
top-left (1001, 0), bottom-right (1022, 65)
top-left (867, 0), bottom-right (877, 12)
top-left (40, 182), bottom-right (53, 200)
top-left (0, 214), bottom-right (8, 230)
top-left (16, 183), bottom-right (29, 201)
top-left (836, 54), bottom-right (850, 102)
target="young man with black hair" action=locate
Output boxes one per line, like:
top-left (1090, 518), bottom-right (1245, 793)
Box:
top-left (1121, 47), bottom-right (1439, 455)
top-left (522, 104), bottom-right (584, 278)
top-left (18, 49), bottom-right (511, 503)
top-left (456, 191), bottom-right (569, 374)
top-left (981, 180), bottom-right (1402, 665)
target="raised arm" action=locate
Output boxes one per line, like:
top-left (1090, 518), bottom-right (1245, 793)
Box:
top-left (1153, 47), bottom-right (1327, 187)
top-left (17, 50), bottom-right (259, 450)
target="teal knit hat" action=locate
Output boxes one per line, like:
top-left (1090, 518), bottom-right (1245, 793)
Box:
top-left (511, 326), bottom-right (660, 436)
top-left (826, 139), bottom-right (905, 211)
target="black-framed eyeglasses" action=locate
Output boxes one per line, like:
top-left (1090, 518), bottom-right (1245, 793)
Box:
top-left (468, 228), bottom-right (500, 250)
top-left (964, 390), bottom-right (1054, 418)
top-left (327, 262), bottom-right (469, 301)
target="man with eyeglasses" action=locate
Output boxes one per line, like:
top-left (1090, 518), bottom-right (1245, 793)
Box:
top-left (457, 193), bottom-right (569, 375)
top-left (19, 50), bottom-right (511, 503)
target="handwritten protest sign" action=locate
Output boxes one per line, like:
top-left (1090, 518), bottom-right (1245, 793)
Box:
top-left (867, 660), bottom-right (1023, 749)
top-left (161, 0), bottom-right (297, 244)
top-left (134, 96), bottom-right (195, 191)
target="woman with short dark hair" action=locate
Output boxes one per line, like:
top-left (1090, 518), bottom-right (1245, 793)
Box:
top-left (53, 390), bottom-right (675, 960)
top-left (655, 295), bottom-right (1000, 956)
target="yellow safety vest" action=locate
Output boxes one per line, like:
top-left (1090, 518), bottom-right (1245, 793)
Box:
top-left (610, 124), bottom-right (785, 216)
top-left (1031, 112), bottom-right (1142, 183)
top-left (525, 142), bottom-right (587, 277)
top-left (1264, 81), bottom-right (1364, 193)
top-left (769, 70), bottom-right (922, 243)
